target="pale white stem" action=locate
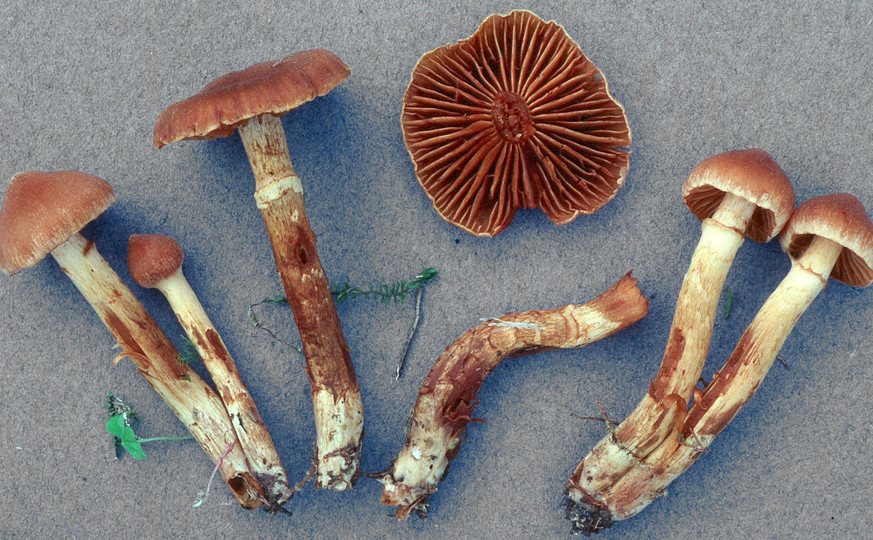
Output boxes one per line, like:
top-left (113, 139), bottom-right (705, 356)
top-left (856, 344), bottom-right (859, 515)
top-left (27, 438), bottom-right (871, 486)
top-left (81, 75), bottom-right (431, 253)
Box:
top-left (571, 192), bottom-right (756, 498)
top-left (155, 268), bottom-right (293, 507)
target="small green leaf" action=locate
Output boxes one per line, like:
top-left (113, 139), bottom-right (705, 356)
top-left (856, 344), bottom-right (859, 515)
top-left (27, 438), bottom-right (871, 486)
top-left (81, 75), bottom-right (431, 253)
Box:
top-left (121, 425), bottom-right (138, 444)
top-left (724, 288), bottom-right (735, 319)
top-left (106, 416), bottom-right (126, 438)
top-left (122, 439), bottom-right (148, 460)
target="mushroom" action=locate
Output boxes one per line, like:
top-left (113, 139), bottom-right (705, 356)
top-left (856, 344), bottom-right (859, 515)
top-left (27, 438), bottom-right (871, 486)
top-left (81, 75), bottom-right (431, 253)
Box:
top-left (401, 10), bottom-right (631, 237)
top-left (154, 50), bottom-right (362, 490)
top-left (567, 193), bottom-right (873, 534)
top-left (127, 233), bottom-right (292, 509)
top-left (0, 171), bottom-right (265, 508)
top-left (379, 273), bottom-right (649, 519)
top-left (567, 149), bottom-right (795, 507)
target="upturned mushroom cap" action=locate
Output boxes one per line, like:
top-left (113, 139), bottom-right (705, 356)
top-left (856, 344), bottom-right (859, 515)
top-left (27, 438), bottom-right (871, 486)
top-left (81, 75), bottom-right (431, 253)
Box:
top-left (154, 49), bottom-right (351, 148)
top-left (401, 10), bottom-right (632, 237)
top-left (127, 234), bottom-right (185, 289)
top-left (0, 171), bottom-right (115, 275)
top-left (780, 193), bottom-right (873, 287)
top-left (683, 149), bottom-right (796, 242)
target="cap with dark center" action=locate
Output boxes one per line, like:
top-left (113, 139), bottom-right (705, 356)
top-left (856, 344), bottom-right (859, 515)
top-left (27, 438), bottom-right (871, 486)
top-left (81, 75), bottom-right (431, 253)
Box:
top-left (780, 193), bottom-right (873, 287)
top-left (0, 171), bottom-right (115, 275)
top-left (683, 148), bottom-right (796, 242)
top-left (154, 49), bottom-right (351, 148)
top-left (401, 10), bottom-right (632, 237)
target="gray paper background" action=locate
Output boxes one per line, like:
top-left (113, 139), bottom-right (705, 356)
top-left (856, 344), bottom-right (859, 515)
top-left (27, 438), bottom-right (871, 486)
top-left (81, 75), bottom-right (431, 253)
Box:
top-left (1, 1), bottom-right (871, 538)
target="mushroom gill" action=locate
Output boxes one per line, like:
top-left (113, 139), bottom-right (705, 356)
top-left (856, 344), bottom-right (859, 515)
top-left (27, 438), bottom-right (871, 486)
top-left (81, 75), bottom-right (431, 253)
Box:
top-left (402, 10), bottom-right (632, 237)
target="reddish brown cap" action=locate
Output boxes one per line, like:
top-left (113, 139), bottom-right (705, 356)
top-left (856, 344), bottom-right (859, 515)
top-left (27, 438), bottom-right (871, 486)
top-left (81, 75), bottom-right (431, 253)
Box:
top-left (0, 171), bottom-right (115, 275)
top-left (683, 149), bottom-right (796, 242)
top-left (780, 193), bottom-right (873, 287)
top-left (154, 49), bottom-right (350, 148)
top-left (127, 234), bottom-right (185, 288)
top-left (401, 10), bottom-right (631, 237)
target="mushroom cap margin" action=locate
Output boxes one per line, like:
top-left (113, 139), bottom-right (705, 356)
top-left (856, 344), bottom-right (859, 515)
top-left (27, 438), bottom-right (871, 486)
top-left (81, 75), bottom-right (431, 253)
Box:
top-left (0, 171), bottom-right (116, 275)
top-left (683, 148), bottom-right (795, 243)
top-left (154, 49), bottom-right (351, 148)
top-left (780, 193), bottom-right (873, 287)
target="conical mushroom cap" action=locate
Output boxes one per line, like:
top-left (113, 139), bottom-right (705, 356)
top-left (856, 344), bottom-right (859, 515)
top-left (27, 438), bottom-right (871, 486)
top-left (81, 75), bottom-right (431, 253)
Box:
top-left (401, 10), bottom-right (631, 237)
top-left (780, 193), bottom-right (873, 287)
top-left (0, 171), bottom-right (115, 275)
top-left (683, 149), bottom-right (796, 243)
top-left (154, 49), bottom-right (351, 148)
top-left (127, 234), bottom-right (185, 289)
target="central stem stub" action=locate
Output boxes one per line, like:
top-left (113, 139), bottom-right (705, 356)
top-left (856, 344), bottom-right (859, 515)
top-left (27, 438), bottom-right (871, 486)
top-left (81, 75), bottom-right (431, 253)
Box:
top-left (492, 91), bottom-right (535, 143)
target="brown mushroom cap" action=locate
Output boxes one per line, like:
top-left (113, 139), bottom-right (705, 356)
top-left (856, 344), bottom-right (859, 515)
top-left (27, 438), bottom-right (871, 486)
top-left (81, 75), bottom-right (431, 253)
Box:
top-left (154, 49), bottom-right (351, 148)
top-left (0, 171), bottom-right (116, 275)
top-left (401, 10), bottom-right (632, 237)
top-left (127, 234), bottom-right (185, 288)
top-left (682, 149), bottom-right (796, 243)
top-left (779, 193), bottom-right (873, 287)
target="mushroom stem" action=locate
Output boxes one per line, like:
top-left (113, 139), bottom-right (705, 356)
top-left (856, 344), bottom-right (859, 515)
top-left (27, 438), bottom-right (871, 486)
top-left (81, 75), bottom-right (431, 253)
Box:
top-left (566, 235), bottom-right (842, 532)
top-left (238, 113), bottom-right (363, 490)
top-left (380, 273), bottom-right (649, 519)
top-left (50, 233), bottom-right (264, 508)
top-left (153, 267), bottom-right (293, 508)
top-left (569, 192), bottom-right (756, 498)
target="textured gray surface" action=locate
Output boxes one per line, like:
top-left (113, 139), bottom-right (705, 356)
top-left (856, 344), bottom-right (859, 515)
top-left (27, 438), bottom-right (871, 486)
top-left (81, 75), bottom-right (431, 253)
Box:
top-left (1, 1), bottom-right (872, 538)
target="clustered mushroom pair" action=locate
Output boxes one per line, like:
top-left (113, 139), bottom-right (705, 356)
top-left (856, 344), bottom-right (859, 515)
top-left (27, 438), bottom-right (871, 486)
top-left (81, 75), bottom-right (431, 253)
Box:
top-left (562, 152), bottom-right (873, 534)
top-left (1, 9), bottom-right (871, 534)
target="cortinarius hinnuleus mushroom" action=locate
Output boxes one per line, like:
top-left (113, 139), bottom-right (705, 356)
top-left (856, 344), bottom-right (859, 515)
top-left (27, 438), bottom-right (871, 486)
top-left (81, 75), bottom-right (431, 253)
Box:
top-left (127, 233), bottom-right (293, 509)
top-left (380, 273), bottom-right (648, 519)
top-left (154, 50), bottom-right (362, 490)
top-left (567, 193), bottom-right (873, 534)
top-left (567, 149), bottom-right (795, 516)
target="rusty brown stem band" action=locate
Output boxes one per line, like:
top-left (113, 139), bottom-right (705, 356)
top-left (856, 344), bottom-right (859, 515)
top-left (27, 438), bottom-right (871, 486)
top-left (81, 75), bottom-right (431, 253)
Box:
top-left (240, 114), bottom-right (363, 490)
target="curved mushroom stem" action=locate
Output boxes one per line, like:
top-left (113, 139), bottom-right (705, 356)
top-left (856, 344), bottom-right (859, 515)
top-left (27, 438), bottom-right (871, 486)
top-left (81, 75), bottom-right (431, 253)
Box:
top-left (380, 273), bottom-right (649, 519)
top-left (566, 235), bottom-right (841, 533)
top-left (569, 192), bottom-right (756, 500)
top-left (238, 113), bottom-right (363, 490)
top-left (154, 268), bottom-right (293, 509)
top-left (50, 233), bottom-right (264, 508)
